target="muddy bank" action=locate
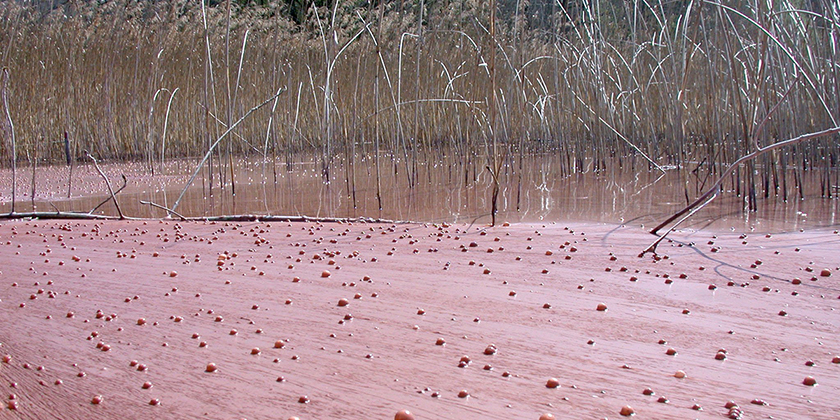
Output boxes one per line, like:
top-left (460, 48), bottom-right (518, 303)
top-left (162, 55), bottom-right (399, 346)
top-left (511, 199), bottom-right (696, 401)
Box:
top-left (0, 220), bottom-right (838, 419)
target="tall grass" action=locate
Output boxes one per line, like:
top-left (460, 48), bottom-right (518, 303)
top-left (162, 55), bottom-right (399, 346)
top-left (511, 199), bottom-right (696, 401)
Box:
top-left (0, 0), bottom-right (837, 218)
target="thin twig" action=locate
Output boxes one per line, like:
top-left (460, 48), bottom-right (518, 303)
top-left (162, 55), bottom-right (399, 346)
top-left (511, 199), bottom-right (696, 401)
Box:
top-left (641, 193), bottom-right (718, 256)
top-left (170, 87), bottom-right (286, 215)
top-left (650, 126), bottom-right (840, 237)
top-left (84, 151), bottom-right (125, 219)
top-left (139, 200), bottom-right (187, 221)
top-left (89, 175), bottom-right (128, 214)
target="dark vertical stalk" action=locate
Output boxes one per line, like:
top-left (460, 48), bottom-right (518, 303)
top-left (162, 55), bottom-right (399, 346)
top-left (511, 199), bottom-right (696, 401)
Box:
top-left (65, 131), bottom-right (73, 198)
top-left (28, 148), bottom-right (35, 209)
top-left (781, 149), bottom-right (788, 202)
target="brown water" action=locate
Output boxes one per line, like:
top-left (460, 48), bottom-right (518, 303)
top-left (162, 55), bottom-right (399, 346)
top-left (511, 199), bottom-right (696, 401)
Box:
top-left (0, 154), bottom-right (837, 232)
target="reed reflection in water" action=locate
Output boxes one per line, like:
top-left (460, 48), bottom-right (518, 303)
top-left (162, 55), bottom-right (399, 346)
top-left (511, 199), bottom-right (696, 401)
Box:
top-left (3, 153), bottom-right (836, 233)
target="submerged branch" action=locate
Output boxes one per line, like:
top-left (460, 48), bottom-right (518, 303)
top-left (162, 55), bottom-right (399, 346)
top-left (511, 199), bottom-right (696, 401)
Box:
top-left (648, 126), bottom-right (840, 240)
top-left (139, 200), bottom-right (187, 221)
top-left (84, 151), bottom-right (125, 219)
top-left (0, 212), bottom-right (410, 225)
top-left (0, 212), bottom-right (127, 221)
top-left (89, 175), bottom-right (128, 214)
top-left (641, 193), bottom-right (717, 256)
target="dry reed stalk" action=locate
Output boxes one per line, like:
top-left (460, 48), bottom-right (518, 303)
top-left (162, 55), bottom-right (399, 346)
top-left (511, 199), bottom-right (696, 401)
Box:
top-left (160, 87), bottom-right (179, 172)
top-left (171, 87), bottom-right (285, 215)
top-left (1, 68), bottom-right (15, 214)
top-left (649, 126), bottom-right (840, 241)
top-left (84, 151), bottom-right (125, 219)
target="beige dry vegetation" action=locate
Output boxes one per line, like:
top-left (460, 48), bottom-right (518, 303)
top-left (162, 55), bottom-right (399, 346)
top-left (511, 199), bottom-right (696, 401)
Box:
top-left (0, 0), bottom-right (838, 220)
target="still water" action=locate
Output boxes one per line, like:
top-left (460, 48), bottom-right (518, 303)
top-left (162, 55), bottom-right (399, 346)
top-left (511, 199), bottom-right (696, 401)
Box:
top-left (1, 154), bottom-right (837, 232)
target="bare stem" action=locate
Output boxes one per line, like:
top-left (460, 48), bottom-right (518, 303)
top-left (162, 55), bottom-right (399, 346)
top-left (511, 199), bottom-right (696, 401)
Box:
top-left (84, 151), bottom-right (125, 219)
top-left (171, 87), bottom-right (285, 215)
top-left (89, 175), bottom-right (128, 214)
top-left (2, 68), bottom-right (16, 214)
top-left (139, 200), bottom-right (187, 221)
top-left (650, 126), bottom-right (840, 236)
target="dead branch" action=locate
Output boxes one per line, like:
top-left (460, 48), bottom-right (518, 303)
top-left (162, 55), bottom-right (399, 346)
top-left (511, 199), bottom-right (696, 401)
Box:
top-left (139, 200), bottom-right (187, 221)
top-left (0, 212), bottom-right (125, 220)
top-left (89, 175), bottom-right (127, 214)
top-left (84, 151), bottom-right (125, 219)
top-left (648, 126), bottom-right (840, 242)
top-left (0, 212), bottom-right (407, 225)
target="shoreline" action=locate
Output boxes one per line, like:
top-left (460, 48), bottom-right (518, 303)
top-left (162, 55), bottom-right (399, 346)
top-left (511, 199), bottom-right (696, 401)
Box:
top-left (1, 219), bottom-right (838, 419)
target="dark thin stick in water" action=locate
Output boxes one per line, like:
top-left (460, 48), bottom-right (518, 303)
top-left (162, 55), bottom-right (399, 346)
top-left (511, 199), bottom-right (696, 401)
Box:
top-left (139, 200), bottom-right (187, 221)
top-left (84, 151), bottom-right (125, 219)
top-left (649, 126), bottom-right (840, 237)
top-left (64, 130), bottom-right (71, 166)
top-left (642, 193), bottom-right (718, 256)
top-left (89, 175), bottom-right (128, 214)
top-left (465, 212), bottom-right (492, 233)
top-left (65, 131), bottom-right (73, 198)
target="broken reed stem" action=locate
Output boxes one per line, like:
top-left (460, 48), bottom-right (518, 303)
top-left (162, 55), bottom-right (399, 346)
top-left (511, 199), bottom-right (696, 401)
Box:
top-left (642, 193), bottom-right (718, 256)
top-left (650, 126), bottom-right (840, 237)
top-left (160, 87), bottom-right (179, 171)
top-left (84, 150), bottom-right (125, 219)
top-left (170, 87), bottom-right (286, 215)
top-left (139, 200), bottom-right (187, 221)
top-left (89, 175), bottom-right (127, 214)
top-left (2, 68), bottom-right (16, 214)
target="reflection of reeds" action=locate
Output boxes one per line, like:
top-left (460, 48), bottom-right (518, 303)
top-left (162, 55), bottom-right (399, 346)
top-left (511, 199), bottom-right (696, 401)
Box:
top-left (0, 0), bottom-right (837, 218)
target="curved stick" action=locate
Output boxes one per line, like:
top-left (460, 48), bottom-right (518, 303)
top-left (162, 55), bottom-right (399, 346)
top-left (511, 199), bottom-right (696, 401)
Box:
top-left (650, 126), bottom-right (840, 236)
top-left (84, 151), bottom-right (125, 219)
top-left (140, 200), bottom-right (187, 221)
top-left (89, 175), bottom-right (127, 214)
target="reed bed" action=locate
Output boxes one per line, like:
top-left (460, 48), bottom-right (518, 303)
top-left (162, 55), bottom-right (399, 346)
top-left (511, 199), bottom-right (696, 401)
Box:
top-left (0, 0), bottom-right (837, 219)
